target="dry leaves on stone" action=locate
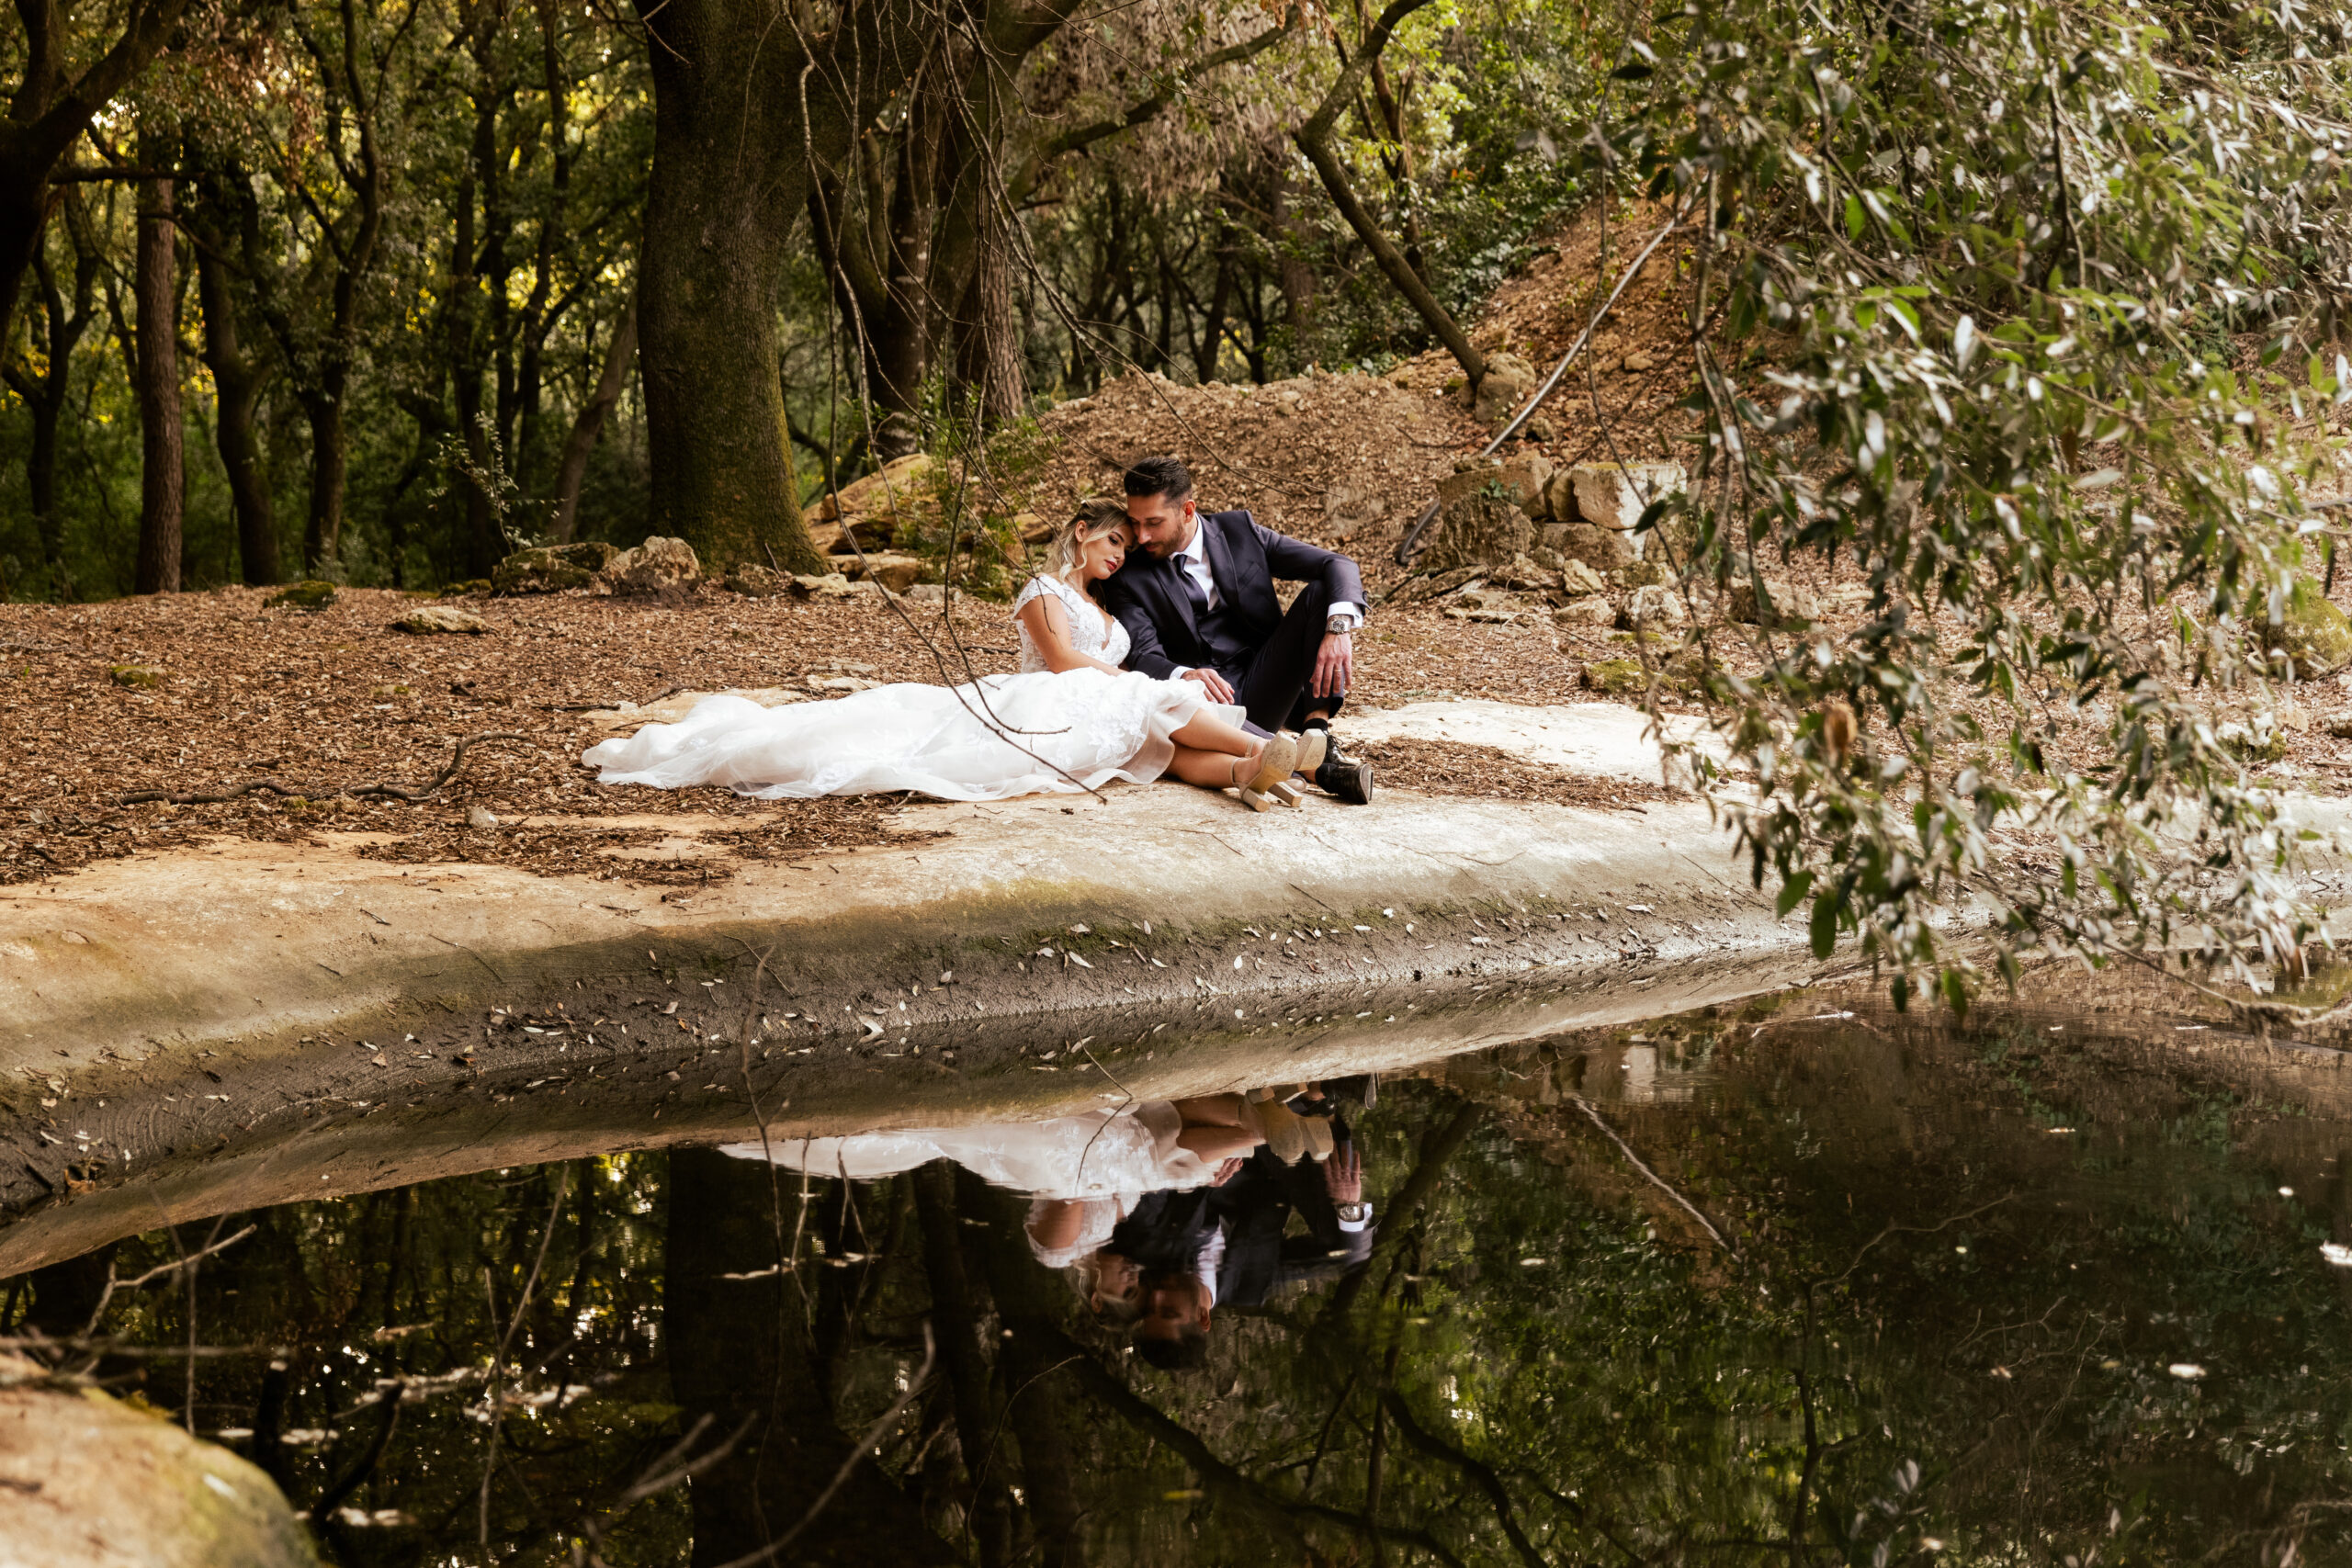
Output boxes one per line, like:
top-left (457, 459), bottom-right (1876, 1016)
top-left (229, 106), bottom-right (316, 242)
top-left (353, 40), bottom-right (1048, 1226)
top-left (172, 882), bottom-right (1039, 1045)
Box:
top-left (1347, 737), bottom-right (1685, 813)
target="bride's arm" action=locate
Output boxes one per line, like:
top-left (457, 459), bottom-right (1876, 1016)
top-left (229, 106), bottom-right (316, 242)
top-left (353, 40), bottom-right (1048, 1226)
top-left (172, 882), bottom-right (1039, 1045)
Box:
top-left (1014, 593), bottom-right (1126, 675)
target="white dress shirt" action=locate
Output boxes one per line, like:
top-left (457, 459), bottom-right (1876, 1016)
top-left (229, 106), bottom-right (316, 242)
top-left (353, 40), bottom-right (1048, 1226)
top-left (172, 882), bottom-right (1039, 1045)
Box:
top-left (1168, 518), bottom-right (1363, 681)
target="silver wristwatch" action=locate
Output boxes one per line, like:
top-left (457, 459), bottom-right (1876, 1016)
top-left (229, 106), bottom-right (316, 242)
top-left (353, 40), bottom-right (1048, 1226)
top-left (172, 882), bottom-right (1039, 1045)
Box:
top-left (1326, 616), bottom-right (1353, 636)
top-left (1335, 1201), bottom-right (1372, 1224)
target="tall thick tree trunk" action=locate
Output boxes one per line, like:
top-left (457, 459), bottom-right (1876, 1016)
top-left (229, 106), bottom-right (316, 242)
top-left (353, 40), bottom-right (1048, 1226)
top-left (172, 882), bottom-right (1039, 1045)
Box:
top-left (549, 299), bottom-right (635, 542)
top-left (192, 225), bottom-right (279, 585)
top-left (133, 156), bottom-right (183, 594)
top-left (664, 1149), bottom-right (958, 1567)
top-left (637, 0), bottom-right (836, 571)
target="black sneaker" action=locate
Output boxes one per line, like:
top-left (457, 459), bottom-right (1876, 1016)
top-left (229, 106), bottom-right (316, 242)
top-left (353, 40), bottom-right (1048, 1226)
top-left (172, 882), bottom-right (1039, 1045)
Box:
top-left (1314, 743), bottom-right (1374, 804)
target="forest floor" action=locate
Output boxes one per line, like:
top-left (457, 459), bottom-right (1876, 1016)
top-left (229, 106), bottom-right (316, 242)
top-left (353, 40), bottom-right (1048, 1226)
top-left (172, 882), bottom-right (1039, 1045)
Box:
top-left (9, 198), bottom-right (2352, 892)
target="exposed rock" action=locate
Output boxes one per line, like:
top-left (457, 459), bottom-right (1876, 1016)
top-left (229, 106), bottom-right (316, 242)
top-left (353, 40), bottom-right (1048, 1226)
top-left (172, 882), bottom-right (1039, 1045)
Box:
top-left (467, 806), bottom-right (498, 829)
top-left (1724, 575), bottom-right (1822, 628)
top-left (786, 572), bottom-right (861, 601)
top-left (603, 536), bottom-right (702, 595)
top-left (1467, 351), bottom-right (1541, 425)
top-left (1554, 595), bottom-right (1617, 627)
top-left (1489, 553), bottom-right (1561, 592)
top-left (1560, 460), bottom-right (1688, 549)
top-left (1491, 456), bottom-right (1554, 518)
top-left (1558, 558), bottom-right (1608, 597)
top-left (844, 552), bottom-right (925, 593)
top-left (264, 581), bottom-right (336, 610)
top-left (815, 452), bottom-right (937, 524)
top-left (1420, 468), bottom-right (1538, 573)
top-left (2269, 591), bottom-right (2352, 681)
top-left (0, 1354), bottom-right (320, 1567)
top-left (1553, 520), bottom-right (1641, 573)
top-left (1626, 584), bottom-right (1688, 628)
top-left (902, 583), bottom-right (964, 604)
top-left (1014, 513), bottom-right (1054, 545)
top-left (437, 579), bottom-right (491, 598)
top-left (1622, 351), bottom-right (1657, 372)
top-left (492, 541), bottom-right (617, 595)
top-left (1580, 658), bottom-right (1646, 697)
top-left (396, 604), bottom-right (487, 635)
top-left (722, 563), bottom-right (793, 598)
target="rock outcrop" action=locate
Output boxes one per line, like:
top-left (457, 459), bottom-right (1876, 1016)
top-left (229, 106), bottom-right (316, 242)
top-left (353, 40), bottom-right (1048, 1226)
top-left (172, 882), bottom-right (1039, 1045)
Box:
top-left (0, 1356), bottom-right (320, 1567)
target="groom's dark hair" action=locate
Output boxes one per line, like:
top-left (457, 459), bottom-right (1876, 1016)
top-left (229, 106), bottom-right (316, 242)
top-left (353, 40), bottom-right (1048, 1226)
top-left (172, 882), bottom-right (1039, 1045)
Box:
top-left (1124, 455), bottom-right (1193, 503)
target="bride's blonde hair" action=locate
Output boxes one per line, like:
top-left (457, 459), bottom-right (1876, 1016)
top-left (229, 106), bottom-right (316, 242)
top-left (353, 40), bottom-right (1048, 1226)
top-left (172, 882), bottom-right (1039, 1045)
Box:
top-left (1048, 497), bottom-right (1135, 581)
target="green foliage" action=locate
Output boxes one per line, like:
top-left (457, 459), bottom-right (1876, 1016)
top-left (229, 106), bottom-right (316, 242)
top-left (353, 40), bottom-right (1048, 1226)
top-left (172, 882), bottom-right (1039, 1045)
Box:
top-left (1588, 0), bottom-right (2352, 1003)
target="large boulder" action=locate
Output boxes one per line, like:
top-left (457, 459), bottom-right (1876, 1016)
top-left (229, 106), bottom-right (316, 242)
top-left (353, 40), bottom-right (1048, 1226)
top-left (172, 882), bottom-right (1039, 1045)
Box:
top-left (603, 536), bottom-right (702, 595)
top-left (722, 563), bottom-right (792, 598)
top-left (492, 540), bottom-right (617, 594)
top-left (1421, 494), bottom-right (1536, 574)
top-left (0, 1355), bottom-right (319, 1566)
top-left (815, 452), bottom-right (936, 524)
top-left (1467, 351), bottom-right (1541, 425)
top-left (2269, 590), bottom-right (2352, 680)
top-left (1557, 461), bottom-right (1687, 551)
top-left (844, 552), bottom-right (925, 593)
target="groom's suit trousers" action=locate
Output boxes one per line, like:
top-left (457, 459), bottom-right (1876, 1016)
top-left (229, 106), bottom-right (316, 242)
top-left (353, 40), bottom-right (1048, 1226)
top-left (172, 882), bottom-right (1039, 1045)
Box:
top-left (1221, 580), bottom-right (1344, 734)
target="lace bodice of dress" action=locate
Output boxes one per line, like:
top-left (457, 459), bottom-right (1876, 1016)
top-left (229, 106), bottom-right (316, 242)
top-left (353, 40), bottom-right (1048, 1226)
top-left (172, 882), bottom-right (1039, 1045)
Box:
top-left (1014, 574), bottom-right (1131, 673)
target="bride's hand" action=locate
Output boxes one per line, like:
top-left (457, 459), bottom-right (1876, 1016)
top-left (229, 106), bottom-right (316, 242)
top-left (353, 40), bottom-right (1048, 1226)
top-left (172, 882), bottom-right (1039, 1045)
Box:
top-left (1209, 1156), bottom-right (1245, 1187)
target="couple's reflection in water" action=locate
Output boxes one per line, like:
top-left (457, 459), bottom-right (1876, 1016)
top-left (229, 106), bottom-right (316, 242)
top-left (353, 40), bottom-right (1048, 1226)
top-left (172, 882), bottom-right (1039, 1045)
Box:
top-left (726, 1081), bottom-right (1378, 1372)
top-left (29, 1012), bottom-right (2352, 1565)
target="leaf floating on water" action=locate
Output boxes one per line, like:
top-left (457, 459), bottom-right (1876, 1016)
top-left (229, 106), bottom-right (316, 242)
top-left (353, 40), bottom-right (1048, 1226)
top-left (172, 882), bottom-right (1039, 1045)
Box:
top-left (2168, 1363), bottom-right (2206, 1380)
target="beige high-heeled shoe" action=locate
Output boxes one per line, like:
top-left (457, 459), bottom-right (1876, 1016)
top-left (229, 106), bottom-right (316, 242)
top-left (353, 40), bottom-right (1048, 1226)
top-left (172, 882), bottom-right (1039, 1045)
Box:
top-left (1241, 733), bottom-right (1299, 795)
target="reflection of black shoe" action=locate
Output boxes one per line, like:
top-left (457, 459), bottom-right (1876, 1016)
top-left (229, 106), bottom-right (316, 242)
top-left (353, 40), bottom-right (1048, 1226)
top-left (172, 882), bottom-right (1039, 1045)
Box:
top-left (1284, 1091), bottom-right (1338, 1119)
top-left (1323, 1073), bottom-right (1378, 1110)
top-left (1314, 742), bottom-right (1374, 805)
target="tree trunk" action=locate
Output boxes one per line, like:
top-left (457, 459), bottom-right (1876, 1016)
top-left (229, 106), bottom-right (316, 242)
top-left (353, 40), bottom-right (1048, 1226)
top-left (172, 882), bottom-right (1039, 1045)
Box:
top-left (0, 0), bottom-right (194, 356)
top-left (1294, 0), bottom-right (1485, 391)
top-left (636, 0), bottom-right (844, 572)
top-left (549, 299), bottom-right (636, 542)
top-left (2, 209), bottom-right (97, 597)
top-left (191, 203), bottom-right (280, 586)
top-left (133, 154), bottom-right (183, 595)
top-left (663, 1149), bottom-right (958, 1567)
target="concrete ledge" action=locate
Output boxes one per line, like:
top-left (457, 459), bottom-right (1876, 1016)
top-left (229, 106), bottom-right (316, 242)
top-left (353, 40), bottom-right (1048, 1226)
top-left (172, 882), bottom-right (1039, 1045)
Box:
top-left (0, 773), bottom-right (1824, 1274)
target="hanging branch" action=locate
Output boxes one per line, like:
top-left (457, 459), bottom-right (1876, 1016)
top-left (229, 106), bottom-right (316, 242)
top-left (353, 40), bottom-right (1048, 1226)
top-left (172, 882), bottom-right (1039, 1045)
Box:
top-left (1293, 0), bottom-right (1485, 391)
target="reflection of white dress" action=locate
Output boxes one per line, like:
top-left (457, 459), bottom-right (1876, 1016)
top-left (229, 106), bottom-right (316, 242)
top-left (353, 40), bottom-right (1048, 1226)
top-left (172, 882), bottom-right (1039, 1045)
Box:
top-left (719, 1100), bottom-right (1213, 1201)
top-left (580, 574), bottom-right (1205, 800)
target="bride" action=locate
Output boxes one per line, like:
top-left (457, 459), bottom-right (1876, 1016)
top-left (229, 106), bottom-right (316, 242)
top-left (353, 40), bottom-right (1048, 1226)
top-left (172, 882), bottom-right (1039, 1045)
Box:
top-left (581, 500), bottom-right (1302, 801)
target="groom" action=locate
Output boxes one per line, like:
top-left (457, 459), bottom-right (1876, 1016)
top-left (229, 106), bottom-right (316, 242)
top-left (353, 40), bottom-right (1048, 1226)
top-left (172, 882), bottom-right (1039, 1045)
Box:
top-left (1103, 455), bottom-right (1375, 803)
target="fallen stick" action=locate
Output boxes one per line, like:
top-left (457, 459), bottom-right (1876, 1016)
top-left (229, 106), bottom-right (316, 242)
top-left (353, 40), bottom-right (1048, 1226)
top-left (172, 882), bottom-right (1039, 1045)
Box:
top-left (115, 731), bottom-right (536, 806)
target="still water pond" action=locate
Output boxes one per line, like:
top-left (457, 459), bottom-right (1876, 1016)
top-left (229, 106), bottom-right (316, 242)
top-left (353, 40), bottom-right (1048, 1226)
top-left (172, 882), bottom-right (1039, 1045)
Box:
top-left (15, 997), bottom-right (2352, 1565)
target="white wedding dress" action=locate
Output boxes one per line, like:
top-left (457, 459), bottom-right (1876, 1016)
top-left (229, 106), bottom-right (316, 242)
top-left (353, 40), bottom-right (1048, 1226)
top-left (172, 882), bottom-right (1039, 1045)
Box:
top-left (580, 574), bottom-right (1209, 800)
top-left (720, 1100), bottom-right (1218, 1269)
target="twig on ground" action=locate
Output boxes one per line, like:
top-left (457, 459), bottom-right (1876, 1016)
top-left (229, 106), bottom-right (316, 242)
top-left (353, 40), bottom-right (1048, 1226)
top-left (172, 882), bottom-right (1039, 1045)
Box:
top-left (116, 731), bottom-right (535, 806)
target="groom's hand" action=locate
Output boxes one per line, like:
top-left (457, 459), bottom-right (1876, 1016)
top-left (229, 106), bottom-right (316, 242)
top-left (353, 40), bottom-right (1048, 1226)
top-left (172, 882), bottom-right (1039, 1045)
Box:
top-left (1311, 630), bottom-right (1353, 699)
top-left (1183, 668), bottom-right (1237, 704)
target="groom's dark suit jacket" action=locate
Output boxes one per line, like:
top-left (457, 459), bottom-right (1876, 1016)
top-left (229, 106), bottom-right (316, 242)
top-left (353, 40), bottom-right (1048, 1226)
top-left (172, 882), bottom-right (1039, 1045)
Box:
top-left (1207, 1147), bottom-right (1376, 1310)
top-left (1102, 509), bottom-right (1365, 683)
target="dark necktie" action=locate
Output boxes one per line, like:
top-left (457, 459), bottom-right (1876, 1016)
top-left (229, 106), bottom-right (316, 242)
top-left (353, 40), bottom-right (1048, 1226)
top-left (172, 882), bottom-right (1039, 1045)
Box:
top-left (1177, 558), bottom-right (1210, 618)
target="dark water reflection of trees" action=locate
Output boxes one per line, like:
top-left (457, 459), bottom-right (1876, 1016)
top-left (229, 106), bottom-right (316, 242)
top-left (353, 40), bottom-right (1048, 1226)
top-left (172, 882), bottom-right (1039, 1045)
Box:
top-left (18, 1006), bottom-right (2352, 1565)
